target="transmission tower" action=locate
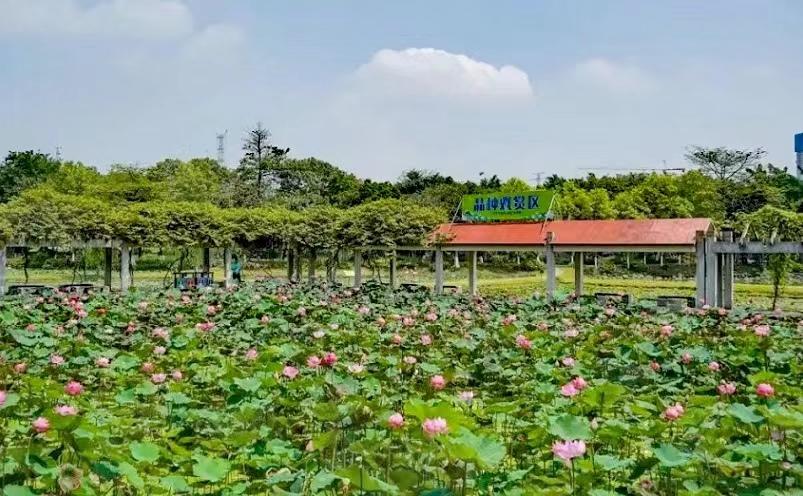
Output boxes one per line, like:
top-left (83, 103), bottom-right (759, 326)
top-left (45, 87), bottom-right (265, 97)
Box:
top-left (216, 130), bottom-right (228, 166)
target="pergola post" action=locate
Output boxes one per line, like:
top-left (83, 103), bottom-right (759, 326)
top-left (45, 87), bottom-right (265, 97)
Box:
top-left (704, 233), bottom-right (718, 307)
top-left (120, 244), bottom-right (132, 292)
top-left (545, 232), bottom-right (556, 301)
top-left (104, 246), bottom-right (113, 289)
top-left (573, 251), bottom-right (584, 297)
top-left (389, 250), bottom-right (397, 288)
top-left (721, 229), bottom-right (734, 309)
top-left (468, 251), bottom-right (478, 296)
top-left (695, 231), bottom-right (706, 307)
top-left (353, 250), bottom-right (362, 288)
top-left (287, 248), bottom-right (295, 282)
top-left (0, 246), bottom-right (6, 296)
top-left (434, 248), bottom-right (444, 295)
top-left (308, 249), bottom-right (316, 283)
top-left (223, 247), bottom-right (233, 288)
top-left (202, 247), bottom-right (211, 273)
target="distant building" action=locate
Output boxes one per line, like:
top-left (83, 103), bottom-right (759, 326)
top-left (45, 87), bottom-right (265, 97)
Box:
top-left (797, 133), bottom-right (803, 179)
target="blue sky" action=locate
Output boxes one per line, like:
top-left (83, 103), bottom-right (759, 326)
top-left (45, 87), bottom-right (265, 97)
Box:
top-left (1, 0), bottom-right (802, 181)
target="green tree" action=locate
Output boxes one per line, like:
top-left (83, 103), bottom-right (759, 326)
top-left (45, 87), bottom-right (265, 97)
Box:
top-left (0, 151), bottom-right (61, 202)
top-left (686, 146), bottom-right (765, 182)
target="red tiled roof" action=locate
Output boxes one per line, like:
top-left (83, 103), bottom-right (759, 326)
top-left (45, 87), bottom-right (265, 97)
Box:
top-left (434, 218), bottom-right (713, 246)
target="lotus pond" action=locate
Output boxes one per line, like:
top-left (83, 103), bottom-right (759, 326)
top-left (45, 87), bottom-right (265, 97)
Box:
top-left (0, 282), bottom-right (801, 495)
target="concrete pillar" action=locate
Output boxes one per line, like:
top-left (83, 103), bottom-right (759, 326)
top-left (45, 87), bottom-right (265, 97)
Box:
top-left (104, 247), bottom-right (113, 289)
top-left (695, 231), bottom-right (706, 307)
top-left (545, 232), bottom-right (556, 301)
top-left (202, 247), bottom-right (211, 272)
top-left (704, 234), bottom-right (718, 307)
top-left (287, 248), bottom-right (296, 282)
top-left (434, 248), bottom-right (444, 295)
top-left (120, 244), bottom-right (131, 292)
top-left (308, 250), bottom-right (316, 283)
top-left (223, 247), bottom-right (232, 288)
top-left (453, 251), bottom-right (460, 269)
top-left (0, 246), bottom-right (6, 295)
top-left (389, 250), bottom-right (397, 288)
top-left (353, 250), bottom-right (362, 288)
top-left (468, 251), bottom-right (478, 296)
top-left (574, 252), bottom-right (584, 297)
top-left (721, 229), bottom-right (734, 309)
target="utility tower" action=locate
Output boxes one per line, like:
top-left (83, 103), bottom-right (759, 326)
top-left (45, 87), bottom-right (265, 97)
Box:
top-left (216, 130), bottom-right (228, 167)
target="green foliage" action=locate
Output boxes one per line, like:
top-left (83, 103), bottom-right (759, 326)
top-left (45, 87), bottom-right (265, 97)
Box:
top-left (0, 150), bottom-right (61, 203)
top-left (340, 199), bottom-right (447, 247)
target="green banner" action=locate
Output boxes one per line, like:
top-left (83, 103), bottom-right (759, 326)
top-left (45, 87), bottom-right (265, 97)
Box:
top-left (461, 190), bottom-right (555, 221)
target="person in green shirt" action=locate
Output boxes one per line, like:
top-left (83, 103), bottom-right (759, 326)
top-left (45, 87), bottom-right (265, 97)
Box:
top-left (231, 255), bottom-right (242, 284)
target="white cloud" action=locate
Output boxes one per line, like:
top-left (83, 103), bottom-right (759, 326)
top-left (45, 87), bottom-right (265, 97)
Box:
top-left (181, 24), bottom-right (246, 63)
top-left (0, 0), bottom-right (194, 39)
top-left (353, 48), bottom-right (534, 102)
top-left (573, 58), bottom-right (655, 94)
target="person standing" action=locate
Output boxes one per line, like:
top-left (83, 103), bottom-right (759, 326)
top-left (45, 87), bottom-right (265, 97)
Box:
top-left (231, 255), bottom-right (243, 284)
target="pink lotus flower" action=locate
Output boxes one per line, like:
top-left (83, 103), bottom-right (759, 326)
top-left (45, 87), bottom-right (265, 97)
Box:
top-left (515, 335), bottom-right (532, 350)
top-left (391, 334), bottom-right (403, 345)
top-left (403, 356), bottom-right (417, 365)
top-left (537, 321), bottom-right (549, 331)
top-left (718, 308), bottom-right (728, 316)
top-left (152, 328), bottom-right (169, 340)
top-left (681, 352), bottom-right (693, 364)
top-left (151, 373), bottom-right (167, 384)
top-left (420, 334), bottom-right (433, 346)
top-left (425, 312), bottom-right (438, 322)
top-left (458, 390), bottom-right (475, 404)
top-left (388, 412), bottom-right (405, 429)
top-left (756, 383), bottom-right (775, 397)
top-left (307, 356), bottom-right (321, 368)
top-left (552, 440), bottom-right (586, 461)
top-left (195, 322), bottom-right (215, 333)
top-left (358, 305), bottom-right (370, 315)
top-left (708, 361), bottom-right (720, 372)
top-left (322, 352), bottom-right (338, 366)
top-left (14, 362), bottom-right (27, 374)
top-left (347, 363), bottom-right (365, 374)
top-left (430, 375), bottom-right (446, 390)
top-left (171, 370), bottom-right (183, 381)
top-left (26, 323), bottom-right (37, 332)
top-left (376, 317), bottom-right (386, 327)
top-left (282, 365), bottom-right (299, 379)
top-left (154, 346), bottom-right (166, 356)
top-left (137, 301), bottom-right (149, 311)
top-left (502, 314), bottom-right (517, 326)
top-left (717, 382), bottom-right (736, 395)
top-left (244, 348), bottom-right (258, 361)
top-left (604, 308), bottom-right (616, 317)
top-left (422, 417), bottom-right (448, 437)
top-left (663, 403), bottom-right (685, 421)
top-left (55, 405), bottom-right (78, 416)
top-left (32, 417), bottom-right (50, 433)
top-left (141, 362), bottom-right (155, 373)
top-left (754, 324), bottom-right (770, 337)
top-left (206, 305), bottom-right (217, 315)
top-left (260, 315), bottom-right (270, 325)
top-left (561, 357), bottom-right (576, 367)
top-left (660, 324), bottom-right (674, 337)
top-left (0, 390), bottom-right (6, 407)
top-left (560, 382), bottom-right (580, 397)
top-left (312, 330), bottom-right (325, 339)
top-left (402, 316), bottom-right (415, 327)
top-left (650, 361), bottom-right (661, 372)
top-left (95, 357), bottom-right (110, 368)
top-left (64, 381), bottom-right (84, 396)
top-left (571, 377), bottom-right (588, 390)
top-left (76, 309), bottom-right (88, 319)
top-left (50, 354), bottom-right (65, 366)
top-left (564, 328), bottom-right (579, 339)
top-left (297, 307), bottom-right (307, 317)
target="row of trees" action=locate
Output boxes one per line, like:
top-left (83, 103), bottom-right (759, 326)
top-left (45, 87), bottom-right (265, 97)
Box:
top-left (1, 124), bottom-right (802, 234)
